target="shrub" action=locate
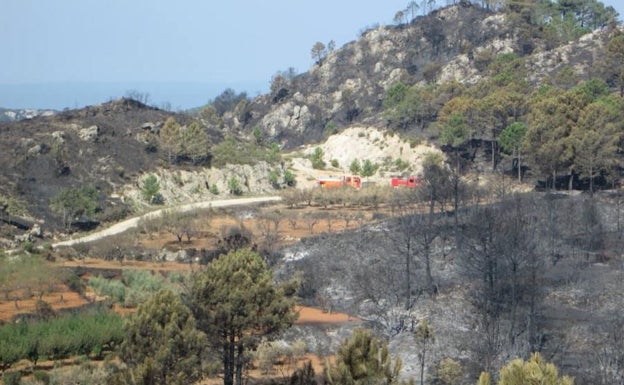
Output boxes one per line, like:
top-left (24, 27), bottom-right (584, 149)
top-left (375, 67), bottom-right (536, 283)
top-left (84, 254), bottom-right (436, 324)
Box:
top-left (269, 170), bottom-right (281, 189)
top-left (330, 159), bottom-right (339, 168)
top-left (212, 136), bottom-right (281, 167)
top-left (284, 170), bottom-right (297, 187)
top-left (3, 371), bottom-right (21, 385)
top-left (0, 309), bottom-right (123, 367)
top-left (432, 358), bottom-right (462, 385)
top-left (63, 271), bottom-right (86, 295)
top-left (89, 275), bottom-right (126, 303)
top-left (310, 147), bottom-right (326, 170)
top-left (229, 176), bottom-right (243, 196)
top-left (141, 174), bottom-right (160, 203)
top-left (33, 370), bottom-right (50, 385)
top-left (394, 158), bottom-right (410, 172)
top-left (324, 121), bottom-right (338, 138)
top-left (50, 185), bottom-right (99, 229)
top-left (210, 184), bottom-right (220, 195)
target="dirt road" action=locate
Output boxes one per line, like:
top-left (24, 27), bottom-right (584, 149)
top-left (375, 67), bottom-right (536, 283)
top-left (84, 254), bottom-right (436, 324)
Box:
top-left (52, 196), bottom-right (281, 248)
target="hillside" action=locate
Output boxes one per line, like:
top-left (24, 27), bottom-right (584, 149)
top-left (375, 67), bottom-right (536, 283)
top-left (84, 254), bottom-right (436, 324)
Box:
top-left (205, 3), bottom-right (616, 147)
top-left (0, 107), bottom-right (55, 122)
top-left (0, 2), bottom-right (621, 239)
top-left (2, 2), bottom-right (624, 385)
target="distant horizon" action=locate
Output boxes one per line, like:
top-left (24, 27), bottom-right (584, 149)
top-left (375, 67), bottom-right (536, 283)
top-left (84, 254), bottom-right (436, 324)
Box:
top-left (0, 80), bottom-right (270, 111)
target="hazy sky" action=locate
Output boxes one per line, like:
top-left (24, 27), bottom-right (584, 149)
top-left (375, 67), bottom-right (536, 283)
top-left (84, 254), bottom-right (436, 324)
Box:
top-left (1, 0), bottom-right (623, 110)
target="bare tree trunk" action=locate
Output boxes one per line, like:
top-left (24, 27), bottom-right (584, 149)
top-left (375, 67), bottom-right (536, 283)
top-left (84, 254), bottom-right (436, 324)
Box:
top-left (235, 342), bottom-right (244, 385)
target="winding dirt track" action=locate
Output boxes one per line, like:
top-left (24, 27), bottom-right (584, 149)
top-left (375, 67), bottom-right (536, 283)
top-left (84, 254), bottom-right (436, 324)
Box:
top-left (52, 196), bottom-right (281, 248)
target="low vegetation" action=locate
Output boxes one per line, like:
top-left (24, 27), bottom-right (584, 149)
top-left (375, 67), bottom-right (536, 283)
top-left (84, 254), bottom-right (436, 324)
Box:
top-left (0, 308), bottom-right (123, 371)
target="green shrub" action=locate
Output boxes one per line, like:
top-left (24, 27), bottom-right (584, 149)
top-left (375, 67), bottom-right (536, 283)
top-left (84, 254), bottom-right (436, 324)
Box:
top-left (33, 370), bottom-right (50, 385)
top-left (284, 170), bottom-right (296, 187)
top-left (89, 275), bottom-right (126, 303)
top-left (3, 371), bottom-right (21, 385)
top-left (212, 136), bottom-right (281, 167)
top-left (331, 159), bottom-right (339, 168)
top-left (0, 309), bottom-right (123, 367)
top-left (269, 170), bottom-right (281, 189)
top-left (49, 185), bottom-right (99, 229)
top-left (210, 184), bottom-right (220, 195)
top-left (141, 174), bottom-right (160, 203)
top-left (22, 241), bottom-right (35, 253)
top-left (394, 158), bottom-right (410, 172)
top-left (63, 271), bottom-right (86, 295)
top-left (324, 121), bottom-right (338, 137)
top-left (229, 176), bottom-right (243, 195)
top-left (310, 147), bottom-right (326, 170)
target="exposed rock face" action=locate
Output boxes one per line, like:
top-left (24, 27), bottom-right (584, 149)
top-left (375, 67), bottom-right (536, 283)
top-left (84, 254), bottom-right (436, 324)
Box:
top-left (52, 131), bottom-right (65, 143)
top-left (0, 108), bottom-right (55, 122)
top-left (215, 3), bottom-right (611, 149)
top-left (79, 125), bottom-right (100, 142)
top-left (123, 162), bottom-right (282, 206)
top-left (261, 101), bottom-right (312, 137)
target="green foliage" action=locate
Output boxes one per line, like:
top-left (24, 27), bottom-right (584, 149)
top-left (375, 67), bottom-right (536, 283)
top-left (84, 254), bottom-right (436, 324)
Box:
top-left (0, 194), bottom-right (26, 217)
top-left (121, 289), bottom-right (206, 385)
top-left (159, 117), bottom-right (209, 165)
top-left (89, 275), bottom-right (126, 303)
top-left (141, 174), bottom-right (160, 203)
top-left (229, 176), bottom-right (243, 195)
top-left (0, 256), bottom-right (65, 304)
top-left (440, 113), bottom-right (470, 148)
top-left (487, 53), bottom-right (527, 86)
top-left (63, 271), bottom-right (86, 295)
top-left (361, 159), bottom-right (379, 178)
top-left (253, 126), bottom-right (264, 144)
top-left (432, 358), bottom-right (462, 385)
top-left (211, 88), bottom-right (249, 116)
top-left (33, 370), bottom-right (50, 385)
top-left (311, 41), bottom-right (327, 65)
top-left (159, 117), bottom-right (182, 163)
top-left (394, 158), bottom-right (411, 172)
top-left (88, 270), bottom-right (170, 307)
top-left (284, 170), bottom-right (297, 187)
top-left (349, 159), bottom-right (362, 174)
top-left (3, 371), bottom-right (21, 385)
top-left (189, 248), bottom-right (298, 385)
top-left (383, 82), bottom-right (408, 110)
top-left (269, 170), bottom-right (281, 189)
top-left (0, 308), bottom-right (123, 366)
top-left (324, 328), bottom-right (408, 385)
top-left (211, 136), bottom-right (281, 168)
top-left (383, 84), bottom-right (437, 130)
top-left (310, 147), bottom-right (326, 170)
top-left (324, 121), bottom-right (338, 138)
top-left (50, 185), bottom-right (99, 228)
top-left (181, 120), bottom-right (210, 164)
top-left (499, 122), bottom-right (527, 155)
top-left (330, 159), bottom-right (339, 168)
top-left (493, 352), bottom-right (574, 385)
top-left (210, 183), bottom-right (220, 195)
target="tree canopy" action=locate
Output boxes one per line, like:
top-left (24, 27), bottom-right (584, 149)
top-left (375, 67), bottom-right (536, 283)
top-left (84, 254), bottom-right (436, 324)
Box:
top-left (189, 248), bottom-right (298, 385)
top-left (120, 289), bottom-right (206, 385)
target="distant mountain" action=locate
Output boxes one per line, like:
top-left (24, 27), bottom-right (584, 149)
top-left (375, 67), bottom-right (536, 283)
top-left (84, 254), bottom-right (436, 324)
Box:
top-left (0, 107), bottom-right (56, 122)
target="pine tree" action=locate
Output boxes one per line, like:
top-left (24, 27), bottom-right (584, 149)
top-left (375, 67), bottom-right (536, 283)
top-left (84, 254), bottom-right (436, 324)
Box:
top-left (120, 289), bottom-right (206, 385)
top-left (324, 328), bottom-right (411, 385)
top-left (476, 353), bottom-right (574, 385)
top-left (189, 249), bottom-right (298, 385)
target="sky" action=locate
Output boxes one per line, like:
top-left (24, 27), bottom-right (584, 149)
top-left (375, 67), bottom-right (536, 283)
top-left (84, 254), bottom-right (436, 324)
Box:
top-left (1, 0), bottom-right (623, 110)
